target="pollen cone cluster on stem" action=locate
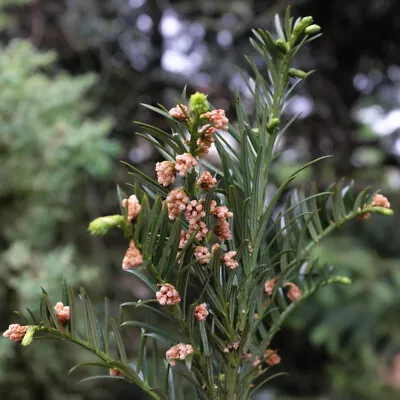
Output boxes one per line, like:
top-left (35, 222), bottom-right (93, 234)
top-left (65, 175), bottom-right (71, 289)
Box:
top-left (3, 324), bottom-right (29, 343)
top-left (122, 195), bottom-right (141, 223)
top-left (166, 343), bottom-right (194, 366)
top-left (156, 283), bottom-right (181, 306)
top-left (54, 302), bottom-right (70, 323)
top-left (122, 240), bottom-right (143, 270)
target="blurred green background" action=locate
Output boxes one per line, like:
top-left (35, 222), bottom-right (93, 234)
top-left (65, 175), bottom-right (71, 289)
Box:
top-left (0, 0), bottom-right (399, 399)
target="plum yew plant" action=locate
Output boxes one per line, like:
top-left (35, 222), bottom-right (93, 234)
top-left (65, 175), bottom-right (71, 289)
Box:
top-left (3, 9), bottom-right (393, 400)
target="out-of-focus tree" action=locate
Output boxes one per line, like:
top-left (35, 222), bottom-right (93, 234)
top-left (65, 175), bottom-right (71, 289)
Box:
top-left (0, 1), bottom-right (120, 394)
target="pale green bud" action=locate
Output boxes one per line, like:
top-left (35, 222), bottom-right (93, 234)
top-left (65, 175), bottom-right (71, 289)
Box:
top-left (189, 92), bottom-right (209, 114)
top-left (305, 24), bottom-right (321, 35)
top-left (88, 215), bottom-right (125, 236)
top-left (275, 38), bottom-right (288, 54)
top-left (293, 16), bottom-right (313, 36)
top-left (267, 117), bottom-right (280, 133)
top-left (22, 326), bottom-right (36, 347)
top-left (288, 68), bottom-right (308, 79)
top-left (327, 276), bottom-right (352, 285)
top-left (370, 207), bottom-right (394, 216)
top-left (300, 16), bottom-right (314, 27)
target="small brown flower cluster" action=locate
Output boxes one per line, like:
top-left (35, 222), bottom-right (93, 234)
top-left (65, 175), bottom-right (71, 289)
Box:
top-left (156, 283), bottom-right (181, 306)
top-left (197, 108), bottom-right (228, 158)
top-left (122, 195), bottom-right (141, 223)
top-left (241, 352), bottom-right (251, 360)
top-left (177, 197), bottom-right (235, 268)
top-left (166, 343), bottom-right (194, 366)
top-left (224, 340), bottom-right (240, 353)
top-left (185, 200), bottom-right (206, 225)
top-left (180, 221), bottom-right (209, 250)
top-left (156, 161), bottom-right (176, 187)
top-left (212, 205), bottom-right (233, 242)
top-left (166, 188), bottom-right (190, 220)
top-left (222, 250), bottom-right (238, 269)
top-left (192, 221), bottom-right (208, 247)
top-left (197, 171), bottom-right (217, 190)
top-left (357, 211), bottom-right (370, 221)
top-left (264, 278), bottom-right (276, 296)
top-left (242, 353), bottom-right (261, 369)
top-left (264, 279), bottom-right (301, 301)
top-left (179, 198), bottom-right (209, 250)
top-left (358, 193), bottom-right (391, 220)
top-left (212, 243), bottom-right (220, 253)
top-left (194, 303), bottom-right (209, 321)
top-left (264, 349), bottom-right (281, 366)
top-left (175, 153), bottom-right (198, 177)
top-left (194, 246), bottom-right (211, 264)
top-left (168, 104), bottom-right (189, 121)
top-left (168, 104), bottom-right (228, 158)
top-left (178, 230), bottom-right (189, 250)
top-left (242, 349), bottom-right (281, 369)
top-left (156, 153), bottom-right (198, 187)
top-left (54, 302), bottom-right (70, 323)
top-left (284, 282), bottom-right (302, 302)
top-left (122, 240), bottom-right (143, 270)
top-left (3, 324), bottom-right (29, 342)
top-left (253, 356), bottom-right (261, 368)
top-left (197, 125), bottom-right (216, 158)
top-left (371, 194), bottom-right (391, 208)
top-left (202, 109), bottom-right (229, 131)
top-left (213, 206), bottom-right (233, 220)
top-left (109, 368), bottom-right (124, 377)
top-left (192, 222), bottom-right (209, 241)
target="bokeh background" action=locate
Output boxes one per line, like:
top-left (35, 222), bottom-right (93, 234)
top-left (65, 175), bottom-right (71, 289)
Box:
top-left (1, 0), bottom-right (399, 399)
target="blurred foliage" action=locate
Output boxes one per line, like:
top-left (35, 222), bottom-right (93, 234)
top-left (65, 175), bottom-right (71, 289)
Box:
top-left (0, 38), bottom-right (119, 399)
top-left (287, 227), bottom-right (400, 399)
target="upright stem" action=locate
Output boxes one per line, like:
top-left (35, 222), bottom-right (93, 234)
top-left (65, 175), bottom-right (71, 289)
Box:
top-left (261, 132), bottom-right (277, 213)
top-left (236, 35), bottom-right (296, 395)
top-left (225, 353), bottom-right (240, 400)
top-left (187, 169), bottom-right (198, 198)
